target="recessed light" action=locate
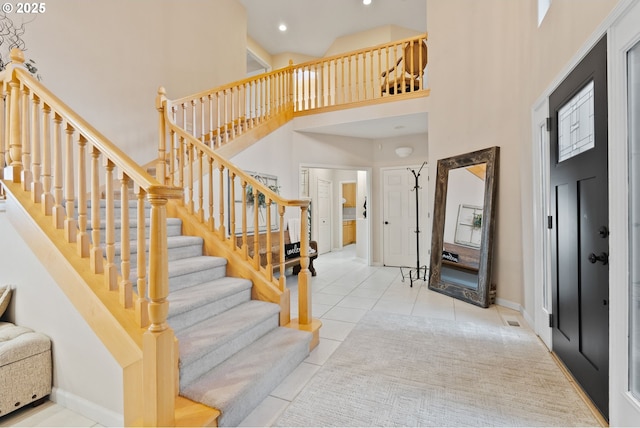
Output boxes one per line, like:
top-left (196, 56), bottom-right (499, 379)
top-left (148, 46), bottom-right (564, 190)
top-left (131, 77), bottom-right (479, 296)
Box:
top-left (279, 24), bottom-right (287, 32)
top-left (363, 0), bottom-right (372, 5)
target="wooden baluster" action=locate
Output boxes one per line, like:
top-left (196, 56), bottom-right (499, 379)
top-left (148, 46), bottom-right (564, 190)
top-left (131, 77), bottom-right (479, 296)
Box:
top-left (197, 148), bottom-right (204, 223)
top-left (136, 186), bottom-right (149, 327)
top-left (190, 99), bottom-right (196, 140)
top-left (104, 159), bottom-right (117, 291)
top-left (51, 113), bottom-right (64, 229)
top-left (119, 172), bottom-right (132, 308)
top-left (384, 46), bottom-right (390, 94)
top-left (370, 49), bottom-right (375, 99)
top-left (170, 106), bottom-right (177, 185)
top-left (187, 141), bottom-right (194, 214)
top-left (30, 93), bottom-right (42, 202)
top-left (208, 157), bottom-right (214, 231)
top-left (90, 147), bottom-right (104, 274)
top-left (349, 55), bottom-right (358, 101)
top-left (63, 124), bottom-right (77, 242)
top-left (222, 89), bottom-right (229, 144)
top-left (230, 172), bottom-right (236, 250)
top-left (8, 75), bottom-right (21, 183)
top-left (218, 164), bottom-right (225, 239)
top-left (278, 206), bottom-right (286, 291)
top-left (143, 190), bottom-right (175, 428)
top-left (354, 54), bottom-right (358, 102)
top-left (314, 63), bottom-right (319, 108)
top-left (341, 57), bottom-right (346, 104)
top-left (252, 187), bottom-right (260, 269)
top-left (156, 87), bottom-right (167, 184)
top-left (393, 43), bottom-right (399, 93)
top-left (230, 87), bottom-right (236, 140)
top-left (265, 198), bottom-right (273, 280)
top-left (200, 97), bottom-right (205, 143)
top-left (250, 80), bottom-right (256, 126)
top-left (298, 204), bottom-right (312, 324)
top-left (181, 103), bottom-right (187, 134)
top-left (178, 136), bottom-right (184, 203)
top-left (215, 91), bottom-right (221, 146)
top-left (20, 84), bottom-right (31, 189)
top-left (207, 94), bottom-right (214, 148)
top-left (268, 76), bottom-right (274, 119)
top-left (76, 135), bottom-right (89, 257)
top-left (241, 180), bottom-right (248, 259)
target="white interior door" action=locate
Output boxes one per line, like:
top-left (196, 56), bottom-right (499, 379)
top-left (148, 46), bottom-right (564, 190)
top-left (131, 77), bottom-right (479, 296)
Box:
top-left (382, 167), bottom-right (428, 267)
top-left (317, 178), bottom-right (332, 254)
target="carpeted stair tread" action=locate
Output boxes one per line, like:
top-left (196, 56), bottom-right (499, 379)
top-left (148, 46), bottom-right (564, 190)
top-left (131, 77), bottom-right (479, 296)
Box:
top-left (168, 276), bottom-right (252, 332)
top-left (114, 235), bottom-right (203, 258)
top-left (177, 300), bottom-right (280, 372)
top-left (181, 326), bottom-right (312, 427)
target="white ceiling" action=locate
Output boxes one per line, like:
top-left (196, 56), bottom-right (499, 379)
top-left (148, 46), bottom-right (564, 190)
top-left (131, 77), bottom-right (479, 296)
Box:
top-left (239, 0), bottom-right (428, 139)
top-left (239, 0), bottom-right (427, 58)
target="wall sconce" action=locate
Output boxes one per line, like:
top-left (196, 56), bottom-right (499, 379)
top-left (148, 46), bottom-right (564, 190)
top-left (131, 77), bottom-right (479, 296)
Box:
top-left (395, 147), bottom-right (413, 158)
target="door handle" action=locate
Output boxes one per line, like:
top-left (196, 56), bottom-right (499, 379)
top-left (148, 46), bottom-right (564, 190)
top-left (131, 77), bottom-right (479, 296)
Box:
top-left (588, 252), bottom-right (608, 265)
top-left (384, 221), bottom-right (389, 225)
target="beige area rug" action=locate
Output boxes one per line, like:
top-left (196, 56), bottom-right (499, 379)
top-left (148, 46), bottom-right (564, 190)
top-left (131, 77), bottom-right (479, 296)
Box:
top-left (275, 311), bottom-right (600, 427)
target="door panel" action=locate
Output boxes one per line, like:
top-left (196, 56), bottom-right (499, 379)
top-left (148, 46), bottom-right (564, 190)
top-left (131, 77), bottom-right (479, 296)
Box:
top-left (549, 35), bottom-right (608, 419)
top-left (317, 179), bottom-right (331, 254)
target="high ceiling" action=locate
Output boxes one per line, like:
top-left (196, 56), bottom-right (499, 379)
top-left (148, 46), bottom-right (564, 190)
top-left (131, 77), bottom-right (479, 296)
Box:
top-left (239, 0), bottom-right (428, 140)
top-left (239, 0), bottom-right (427, 58)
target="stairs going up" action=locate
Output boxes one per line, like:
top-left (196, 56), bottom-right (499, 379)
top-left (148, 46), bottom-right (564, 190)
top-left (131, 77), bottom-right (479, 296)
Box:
top-left (93, 198), bottom-right (312, 427)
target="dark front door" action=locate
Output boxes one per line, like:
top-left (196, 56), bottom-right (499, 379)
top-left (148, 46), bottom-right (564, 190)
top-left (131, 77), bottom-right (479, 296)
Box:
top-left (549, 35), bottom-right (609, 420)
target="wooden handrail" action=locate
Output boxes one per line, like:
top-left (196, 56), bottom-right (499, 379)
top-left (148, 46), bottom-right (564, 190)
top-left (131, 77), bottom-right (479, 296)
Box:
top-left (1, 48), bottom-right (181, 426)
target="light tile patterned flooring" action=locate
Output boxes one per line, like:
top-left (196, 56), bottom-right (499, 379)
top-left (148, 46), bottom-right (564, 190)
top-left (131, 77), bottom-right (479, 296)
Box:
top-left (0, 245), bottom-right (527, 427)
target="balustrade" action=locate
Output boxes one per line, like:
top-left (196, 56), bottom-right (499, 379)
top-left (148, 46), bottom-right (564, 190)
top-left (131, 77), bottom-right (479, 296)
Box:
top-left (0, 48), bottom-right (181, 427)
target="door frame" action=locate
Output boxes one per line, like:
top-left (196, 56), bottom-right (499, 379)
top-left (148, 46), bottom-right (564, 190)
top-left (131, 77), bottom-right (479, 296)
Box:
top-left (609, 0), bottom-right (640, 423)
top-left (380, 165), bottom-right (430, 269)
top-left (299, 163), bottom-right (373, 266)
top-left (531, 97), bottom-right (552, 350)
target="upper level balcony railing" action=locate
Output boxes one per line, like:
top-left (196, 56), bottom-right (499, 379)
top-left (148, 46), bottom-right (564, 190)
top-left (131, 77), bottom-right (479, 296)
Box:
top-left (166, 33), bottom-right (428, 151)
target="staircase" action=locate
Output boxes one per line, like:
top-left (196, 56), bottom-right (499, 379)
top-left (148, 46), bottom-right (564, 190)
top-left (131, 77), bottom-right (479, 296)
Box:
top-left (106, 198), bottom-right (312, 426)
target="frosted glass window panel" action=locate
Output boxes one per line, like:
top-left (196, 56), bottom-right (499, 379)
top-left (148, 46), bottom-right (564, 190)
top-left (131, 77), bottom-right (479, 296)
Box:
top-left (558, 80), bottom-right (595, 162)
top-left (628, 40), bottom-right (640, 401)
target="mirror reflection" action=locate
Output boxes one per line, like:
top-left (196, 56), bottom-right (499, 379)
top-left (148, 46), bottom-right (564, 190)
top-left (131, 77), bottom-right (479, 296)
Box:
top-left (441, 164), bottom-right (486, 290)
top-left (429, 147), bottom-right (499, 307)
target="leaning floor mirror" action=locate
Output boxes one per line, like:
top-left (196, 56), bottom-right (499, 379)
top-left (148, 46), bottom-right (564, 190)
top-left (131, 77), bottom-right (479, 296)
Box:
top-left (428, 146), bottom-right (499, 308)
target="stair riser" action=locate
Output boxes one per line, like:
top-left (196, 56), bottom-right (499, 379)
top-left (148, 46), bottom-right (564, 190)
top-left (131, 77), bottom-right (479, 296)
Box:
top-left (168, 288), bottom-right (251, 332)
top-left (114, 243), bottom-right (203, 269)
top-left (179, 314), bottom-right (279, 389)
top-left (169, 265), bottom-right (227, 291)
top-left (96, 222), bottom-right (182, 244)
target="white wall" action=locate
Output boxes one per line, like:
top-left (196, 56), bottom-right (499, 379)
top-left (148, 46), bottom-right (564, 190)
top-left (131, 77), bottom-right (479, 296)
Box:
top-left (0, 206), bottom-right (123, 427)
top-left (20, 0), bottom-right (246, 165)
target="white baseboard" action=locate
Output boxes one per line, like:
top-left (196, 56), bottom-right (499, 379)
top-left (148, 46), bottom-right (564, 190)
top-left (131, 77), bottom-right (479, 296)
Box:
top-left (51, 387), bottom-right (124, 428)
top-left (494, 297), bottom-right (520, 312)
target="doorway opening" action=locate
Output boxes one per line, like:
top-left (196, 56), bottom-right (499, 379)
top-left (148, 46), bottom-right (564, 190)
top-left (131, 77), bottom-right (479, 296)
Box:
top-left (300, 166), bottom-right (370, 265)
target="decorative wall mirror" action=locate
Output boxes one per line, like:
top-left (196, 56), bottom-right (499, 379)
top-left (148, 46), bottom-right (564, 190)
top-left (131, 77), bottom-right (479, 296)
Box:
top-left (428, 146), bottom-right (499, 307)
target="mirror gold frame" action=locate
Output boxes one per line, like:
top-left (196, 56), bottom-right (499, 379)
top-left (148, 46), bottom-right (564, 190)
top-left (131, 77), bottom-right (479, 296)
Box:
top-left (428, 146), bottom-right (500, 307)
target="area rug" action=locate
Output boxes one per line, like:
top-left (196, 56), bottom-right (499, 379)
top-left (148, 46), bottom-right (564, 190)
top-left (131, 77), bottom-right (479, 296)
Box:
top-left (275, 312), bottom-right (600, 427)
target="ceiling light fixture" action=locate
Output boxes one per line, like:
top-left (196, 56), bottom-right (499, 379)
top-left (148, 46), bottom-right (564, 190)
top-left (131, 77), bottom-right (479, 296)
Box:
top-left (279, 23), bottom-right (287, 32)
top-left (363, 0), bottom-right (372, 5)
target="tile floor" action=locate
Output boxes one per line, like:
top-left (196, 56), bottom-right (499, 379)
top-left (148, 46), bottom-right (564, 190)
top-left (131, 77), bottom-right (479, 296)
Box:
top-left (0, 245), bottom-right (527, 427)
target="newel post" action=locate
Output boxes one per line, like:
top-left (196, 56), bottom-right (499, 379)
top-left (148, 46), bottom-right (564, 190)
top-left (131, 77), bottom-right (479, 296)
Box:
top-left (143, 186), bottom-right (181, 427)
top-left (7, 48), bottom-right (25, 183)
top-left (156, 87), bottom-right (168, 185)
top-left (298, 204), bottom-right (312, 324)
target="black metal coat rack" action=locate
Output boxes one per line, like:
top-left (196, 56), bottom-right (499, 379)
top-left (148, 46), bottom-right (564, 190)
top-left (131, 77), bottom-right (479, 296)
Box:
top-left (400, 162), bottom-right (428, 287)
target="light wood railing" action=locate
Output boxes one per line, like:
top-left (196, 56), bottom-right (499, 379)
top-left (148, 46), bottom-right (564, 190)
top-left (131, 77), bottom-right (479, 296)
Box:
top-left (166, 33), bottom-right (428, 150)
top-left (157, 88), bottom-right (318, 334)
top-left (0, 49), bottom-right (181, 426)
